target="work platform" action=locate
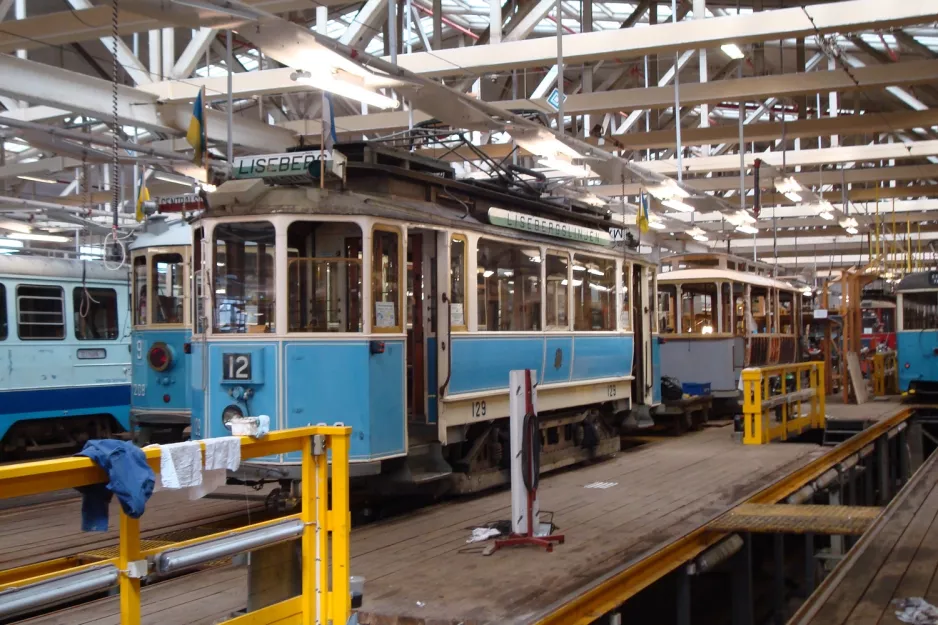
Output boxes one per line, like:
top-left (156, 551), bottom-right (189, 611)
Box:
top-left (791, 433), bottom-right (938, 625)
top-left (11, 401), bottom-right (913, 625)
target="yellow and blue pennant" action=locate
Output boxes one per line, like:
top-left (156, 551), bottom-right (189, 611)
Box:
top-left (186, 88), bottom-right (206, 166)
top-left (637, 189), bottom-right (650, 234)
top-left (135, 173), bottom-right (150, 222)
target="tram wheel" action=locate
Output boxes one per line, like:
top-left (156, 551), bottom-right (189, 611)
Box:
top-left (265, 487), bottom-right (294, 514)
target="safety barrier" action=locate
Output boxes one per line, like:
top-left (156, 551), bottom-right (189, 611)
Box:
top-left (0, 426), bottom-right (351, 625)
top-left (742, 362), bottom-right (826, 445)
top-left (872, 351), bottom-right (899, 397)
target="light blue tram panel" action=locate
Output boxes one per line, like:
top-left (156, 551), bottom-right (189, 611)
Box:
top-left (0, 255), bottom-right (131, 458)
top-left (897, 271), bottom-right (938, 399)
top-left (193, 147), bottom-right (659, 497)
top-left (129, 220), bottom-right (193, 443)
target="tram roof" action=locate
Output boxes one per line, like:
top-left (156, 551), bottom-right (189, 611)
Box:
top-left (897, 271), bottom-right (938, 292)
top-left (129, 218), bottom-right (192, 251)
top-left (657, 267), bottom-right (798, 291)
top-left (0, 254), bottom-right (128, 282)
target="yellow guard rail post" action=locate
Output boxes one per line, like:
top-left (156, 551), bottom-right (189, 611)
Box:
top-left (742, 362), bottom-right (825, 445)
top-left (872, 351), bottom-right (899, 397)
top-left (0, 425), bottom-right (352, 625)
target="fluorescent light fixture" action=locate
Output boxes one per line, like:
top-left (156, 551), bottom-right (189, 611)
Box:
top-left (819, 210), bottom-right (835, 220)
top-left (17, 175), bottom-right (57, 184)
top-left (483, 270), bottom-right (494, 278)
top-left (649, 220), bottom-right (667, 230)
top-left (0, 219), bottom-right (32, 234)
top-left (775, 177), bottom-right (803, 202)
top-left (784, 191), bottom-right (802, 203)
top-left (8, 232), bottom-right (69, 243)
top-left (735, 224), bottom-right (758, 234)
top-left (662, 199), bottom-right (695, 213)
top-left (587, 267), bottom-right (605, 276)
top-left (840, 217), bottom-right (859, 229)
top-left (292, 69), bottom-right (400, 110)
top-left (688, 227), bottom-right (708, 242)
top-left (572, 265), bottom-right (586, 272)
top-left (647, 179), bottom-right (690, 200)
top-left (721, 43), bottom-right (745, 60)
top-left (692, 234), bottom-right (709, 241)
top-left (733, 210), bottom-right (756, 224)
top-left (845, 226), bottom-right (859, 235)
top-left (0, 238), bottom-right (24, 249)
top-left (589, 283), bottom-right (610, 292)
top-left (802, 287), bottom-right (813, 296)
top-left (153, 172), bottom-right (194, 187)
top-left (537, 157), bottom-right (591, 178)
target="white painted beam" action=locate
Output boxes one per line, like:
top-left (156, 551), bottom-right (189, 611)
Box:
top-left (338, 0), bottom-right (388, 49)
top-left (390, 0), bottom-right (938, 77)
top-left (64, 0), bottom-right (152, 85)
top-left (172, 28), bottom-right (218, 79)
top-left (505, 0), bottom-right (557, 42)
top-left (0, 55), bottom-right (295, 151)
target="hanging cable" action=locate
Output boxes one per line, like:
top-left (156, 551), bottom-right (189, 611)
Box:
top-left (110, 0), bottom-right (122, 263)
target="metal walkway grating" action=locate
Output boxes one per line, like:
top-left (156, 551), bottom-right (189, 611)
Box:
top-left (710, 503), bottom-right (882, 535)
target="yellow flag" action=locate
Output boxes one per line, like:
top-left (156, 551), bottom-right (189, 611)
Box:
top-left (135, 182), bottom-right (150, 222)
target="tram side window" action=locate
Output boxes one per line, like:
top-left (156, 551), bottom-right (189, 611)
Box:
top-left (545, 251), bottom-right (568, 330)
top-left (477, 239), bottom-right (541, 331)
top-left (573, 255), bottom-right (614, 331)
top-left (152, 253), bottom-right (185, 324)
top-left (133, 255), bottom-right (147, 325)
top-left (372, 228), bottom-right (401, 331)
top-left (193, 227), bottom-right (204, 333)
top-left (902, 292), bottom-right (938, 330)
top-left (680, 282), bottom-right (717, 334)
top-left (73, 288), bottom-right (118, 340)
top-left (214, 222), bottom-right (276, 334)
top-left (659, 285), bottom-right (677, 334)
top-left (779, 291), bottom-right (794, 334)
top-left (287, 221), bottom-right (363, 333)
top-left (620, 261), bottom-right (631, 331)
top-left (750, 286), bottom-right (770, 333)
top-left (721, 282), bottom-right (733, 335)
top-left (17, 285), bottom-right (65, 340)
top-left (450, 236), bottom-right (467, 329)
top-left (0, 284), bottom-right (6, 340)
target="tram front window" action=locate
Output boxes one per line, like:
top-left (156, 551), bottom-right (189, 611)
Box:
top-left (287, 221), bottom-right (362, 333)
top-left (680, 282), bottom-right (716, 334)
top-left (152, 252), bottom-right (185, 324)
top-left (214, 222), bottom-right (276, 334)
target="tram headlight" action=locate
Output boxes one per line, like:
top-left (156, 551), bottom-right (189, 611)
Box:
top-left (148, 343), bottom-right (173, 372)
top-left (222, 405), bottom-right (243, 430)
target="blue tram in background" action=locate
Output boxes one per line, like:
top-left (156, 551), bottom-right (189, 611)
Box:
top-left (129, 219), bottom-right (193, 443)
top-left (0, 255), bottom-right (130, 458)
top-left (191, 146), bottom-right (660, 495)
top-left (897, 271), bottom-right (938, 399)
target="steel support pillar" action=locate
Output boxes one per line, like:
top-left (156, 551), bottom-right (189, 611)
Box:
top-left (865, 459), bottom-right (875, 505)
top-left (876, 436), bottom-right (891, 504)
top-left (898, 428), bottom-right (910, 484)
top-left (847, 467), bottom-right (858, 506)
top-left (829, 485), bottom-right (844, 556)
top-left (909, 420), bottom-right (924, 473)
top-left (677, 568), bottom-right (691, 625)
top-left (732, 533), bottom-right (753, 625)
top-left (804, 532), bottom-right (815, 596)
top-left (773, 534), bottom-right (785, 625)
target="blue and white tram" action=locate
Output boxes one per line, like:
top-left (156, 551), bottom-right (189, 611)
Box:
top-left (192, 148), bottom-right (660, 494)
top-left (897, 271), bottom-right (938, 399)
top-left (129, 219), bottom-right (193, 443)
top-left (0, 255), bottom-right (131, 457)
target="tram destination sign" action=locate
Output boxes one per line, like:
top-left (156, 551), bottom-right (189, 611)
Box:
top-left (487, 207), bottom-right (612, 245)
top-left (232, 151), bottom-right (330, 183)
top-left (157, 194), bottom-right (204, 213)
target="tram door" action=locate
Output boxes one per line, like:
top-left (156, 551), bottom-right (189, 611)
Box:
top-left (632, 264), bottom-right (655, 405)
top-left (406, 229), bottom-right (438, 426)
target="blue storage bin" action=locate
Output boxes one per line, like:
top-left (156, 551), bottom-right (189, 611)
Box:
top-left (682, 382), bottom-right (711, 397)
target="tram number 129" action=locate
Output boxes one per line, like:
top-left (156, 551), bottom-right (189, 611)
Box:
top-left (223, 353), bottom-right (252, 381)
top-left (471, 400), bottom-right (487, 418)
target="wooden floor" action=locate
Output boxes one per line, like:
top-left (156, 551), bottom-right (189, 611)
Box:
top-left (791, 445), bottom-right (938, 625)
top-left (0, 486), bottom-right (269, 572)
top-left (22, 426), bottom-right (829, 625)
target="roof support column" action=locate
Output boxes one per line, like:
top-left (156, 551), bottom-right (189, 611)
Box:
top-left (828, 57), bottom-right (839, 147)
top-left (432, 0), bottom-right (442, 49)
top-left (490, 0), bottom-right (502, 43)
top-left (693, 0), bottom-right (709, 156)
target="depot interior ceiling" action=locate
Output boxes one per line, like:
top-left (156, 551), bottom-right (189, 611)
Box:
top-left (0, 0), bottom-right (937, 270)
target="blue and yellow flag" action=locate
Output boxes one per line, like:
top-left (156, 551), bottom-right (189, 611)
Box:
top-left (135, 174), bottom-right (150, 223)
top-left (186, 88), bottom-right (206, 166)
top-left (637, 189), bottom-right (650, 234)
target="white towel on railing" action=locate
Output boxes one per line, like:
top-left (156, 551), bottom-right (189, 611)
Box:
top-left (160, 441), bottom-right (203, 490)
top-left (188, 437), bottom-right (241, 500)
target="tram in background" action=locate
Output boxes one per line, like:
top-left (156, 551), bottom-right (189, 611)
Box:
top-left (861, 294), bottom-right (897, 352)
top-left (190, 145), bottom-right (660, 497)
top-left (897, 271), bottom-right (938, 399)
top-left (657, 253), bottom-right (802, 403)
top-left (129, 219), bottom-right (193, 443)
top-left (0, 255), bottom-right (130, 458)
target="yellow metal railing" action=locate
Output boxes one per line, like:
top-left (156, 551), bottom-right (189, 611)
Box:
top-left (872, 351), bottom-right (899, 397)
top-left (0, 426), bottom-right (351, 625)
top-left (742, 362), bottom-right (826, 445)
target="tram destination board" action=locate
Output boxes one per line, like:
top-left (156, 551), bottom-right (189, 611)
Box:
top-left (232, 152), bottom-right (327, 184)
